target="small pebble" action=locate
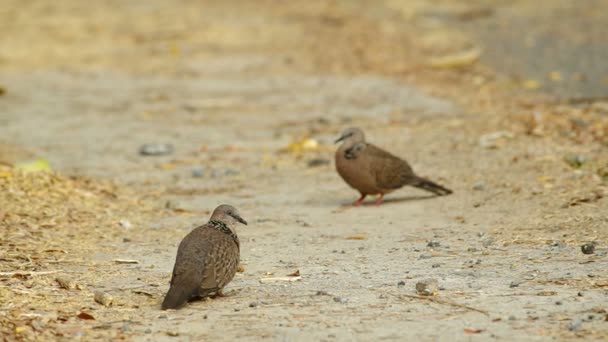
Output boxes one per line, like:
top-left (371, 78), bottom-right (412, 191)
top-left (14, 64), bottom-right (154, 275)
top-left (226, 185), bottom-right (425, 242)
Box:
top-left (149, 223), bottom-right (162, 230)
top-left (415, 278), bottom-right (439, 296)
top-left (482, 237), bottom-right (495, 247)
top-left (191, 167), bottom-right (205, 178)
top-left (165, 200), bottom-right (180, 210)
top-left (432, 263), bottom-right (441, 268)
top-left (581, 243), bottom-right (596, 255)
top-left (94, 291), bottom-right (113, 307)
top-left (555, 301), bottom-right (563, 305)
top-left (508, 315), bottom-right (517, 321)
top-left (118, 219), bottom-right (132, 229)
top-left (158, 314), bottom-right (168, 319)
top-left (419, 253), bottom-right (433, 260)
top-left (166, 331), bottom-right (179, 337)
top-left (509, 280), bottom-right (521, 288)
top-left (121, 324), bottom-right (130, 332)
top-left (568, 318), bottom-right (583, 331)
top-left (144, 328), bottom-right (152, 334)
top-left (249, 302), bottom-right (258, 308)
top-left (397, 280), bottom-right (406, 287)
top-left (578, 291), bottom-right (584, 297)
top-left (472, 181), bottom-right (486, 191)
top-left (123, 238), bottom-right (131, 243)
top-left (333, 296), bottom-right (348, 304)
top-left (139, 143), bottom-right (174, 156)
top-left (427, 240), bottom-right (440, 248)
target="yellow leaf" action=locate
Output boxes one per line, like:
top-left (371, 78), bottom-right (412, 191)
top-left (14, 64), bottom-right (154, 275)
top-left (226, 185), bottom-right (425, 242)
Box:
top-left (14, 158), bottom-right (52, 172)
top-left (429, 49), bottom-right (481, 69)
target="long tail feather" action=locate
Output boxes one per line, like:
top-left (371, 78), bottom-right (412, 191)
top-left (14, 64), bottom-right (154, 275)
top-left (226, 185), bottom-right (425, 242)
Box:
top-left (413, 177), bottom-right (453, 196)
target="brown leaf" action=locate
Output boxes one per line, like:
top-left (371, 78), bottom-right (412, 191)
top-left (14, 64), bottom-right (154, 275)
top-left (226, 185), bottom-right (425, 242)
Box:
top-left (346, 235), bottom-right (366, 240)
top-left (464, 328), bottom-right (483, 334)
top-left (287, 270), bottom-right (300, 277)
top-left (77, 312), bottom-right (95, 320)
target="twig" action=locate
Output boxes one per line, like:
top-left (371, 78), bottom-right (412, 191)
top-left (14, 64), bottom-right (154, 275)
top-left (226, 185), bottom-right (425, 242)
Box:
top-left (0, 270), bottom-right (61, 277)
top-left (383, 291), bottom-right (489, 316)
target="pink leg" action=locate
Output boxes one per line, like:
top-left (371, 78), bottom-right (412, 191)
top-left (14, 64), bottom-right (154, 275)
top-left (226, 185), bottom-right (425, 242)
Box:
top-left (375, 194), bottom-right (384, 205)
top-left (214, 290), bottom-right (227, 298)
top-left (352, 194), bottom-right (367, 206)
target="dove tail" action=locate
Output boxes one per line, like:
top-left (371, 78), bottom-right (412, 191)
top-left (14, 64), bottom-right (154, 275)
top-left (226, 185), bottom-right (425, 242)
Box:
top-left (413, 177), bottom-right (453, 196)
top-left (161, 285), bottom-right (192, 310)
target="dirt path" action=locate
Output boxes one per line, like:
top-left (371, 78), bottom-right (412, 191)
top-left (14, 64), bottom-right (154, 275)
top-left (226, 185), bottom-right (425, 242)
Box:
top-left (1, 1), bottom-right (607, 341)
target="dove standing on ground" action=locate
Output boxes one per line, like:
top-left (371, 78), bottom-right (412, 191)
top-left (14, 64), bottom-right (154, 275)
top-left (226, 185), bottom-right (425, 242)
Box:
top-left (161, 204), bottom-right (247, 310)
top-left (335, 127), bottom-right (452, 205)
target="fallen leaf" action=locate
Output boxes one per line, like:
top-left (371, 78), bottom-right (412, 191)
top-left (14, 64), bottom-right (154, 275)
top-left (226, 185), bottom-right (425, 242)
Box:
top-left (429, 49), bottom-right (481, 69)
top-left (346, 235), bottom-right (366, 240)
top-left (464, 328), bottom-right (483, 334)
top-left (77, 312), bottom-right (95, 320)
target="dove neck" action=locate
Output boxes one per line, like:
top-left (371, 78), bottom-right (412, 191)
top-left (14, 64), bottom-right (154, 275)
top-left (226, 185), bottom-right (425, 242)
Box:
top-left (208, 220), bottom-right (239, 246)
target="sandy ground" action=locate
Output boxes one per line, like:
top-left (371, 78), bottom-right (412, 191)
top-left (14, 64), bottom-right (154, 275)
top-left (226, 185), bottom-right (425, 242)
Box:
top-left (1, 0), bottom-right (607, 341)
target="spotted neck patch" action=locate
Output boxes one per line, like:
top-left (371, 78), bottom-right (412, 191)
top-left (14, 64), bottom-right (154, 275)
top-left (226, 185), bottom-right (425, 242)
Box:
top-left (209, 220), bottom-right (239, 246)
top-left (344, 143), bottom-right (366, 160)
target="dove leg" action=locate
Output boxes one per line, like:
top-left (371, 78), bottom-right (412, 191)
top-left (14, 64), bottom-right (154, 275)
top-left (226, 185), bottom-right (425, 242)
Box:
top-left (352, 194), bottom-right (367, 206)
top-left (215, 290), bottom-right (227, 297)
top-left (375, 194), bottom-right (384, 205)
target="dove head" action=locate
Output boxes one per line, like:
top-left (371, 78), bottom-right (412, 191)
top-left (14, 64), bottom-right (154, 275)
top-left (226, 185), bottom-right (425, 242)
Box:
top-left (210, 204), bottom-right (247, 226)
top-left (335, 127), bottom-right (365, 146)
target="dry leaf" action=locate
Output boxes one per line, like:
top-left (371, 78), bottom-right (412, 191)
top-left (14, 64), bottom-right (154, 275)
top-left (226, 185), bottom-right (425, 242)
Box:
top-left (77, 312), bottom-right (95, 320)
top-left (464, 328), bottom-right (483, 334)
top-left (429, 49), bottom-right (481, 69)
top-left (346, 235), bottom-right (366, 240)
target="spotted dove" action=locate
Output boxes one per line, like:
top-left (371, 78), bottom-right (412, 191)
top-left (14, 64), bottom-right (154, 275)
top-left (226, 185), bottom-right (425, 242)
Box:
top-left (335, 127), bottom-right (452, 205)
top-left (161, 204), bottom-right (247, 310)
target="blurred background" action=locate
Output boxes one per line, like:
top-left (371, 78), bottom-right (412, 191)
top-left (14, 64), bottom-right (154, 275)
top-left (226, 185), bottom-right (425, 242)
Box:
top-left (1, 0), bottom-right (607, 340)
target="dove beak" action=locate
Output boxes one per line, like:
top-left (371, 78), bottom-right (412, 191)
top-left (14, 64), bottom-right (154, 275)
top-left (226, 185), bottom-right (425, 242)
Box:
top-left (235, 215), bottom-right (248, 225)
top-left (335, 135), bottom-right (345, 144)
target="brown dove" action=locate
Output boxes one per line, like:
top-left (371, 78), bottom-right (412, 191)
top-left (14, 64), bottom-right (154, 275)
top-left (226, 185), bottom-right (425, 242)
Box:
top-left (335, 127), bottom-right (452, 205)
top-left (161, 204), bottom-right (247, 310)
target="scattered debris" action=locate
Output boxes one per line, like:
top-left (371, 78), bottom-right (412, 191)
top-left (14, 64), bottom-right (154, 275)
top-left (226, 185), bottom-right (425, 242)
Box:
top-left (94, 291), bottom-right (113, 307)
top-left (166, 331), bottom-right (179, 337)
top-left (464, 328), bottom-right (483, 334)
top-left (581, 243), bottom-right (596, 255)
top-left (333, 296), bottom-right (348, 304)
top-left (118, 219), bottom-right (132, 229)
top-left (563, 190), bottom-right (604, 207)
top-left (139, 144), bottom-right (174, 156)
top-left (472, 181), bottom-right (485, 191)
top-left (308, 158), bottom-right (331, 167)
top-left (287, 270), bottom-right (300, 277)
top-left (191, 167), bottom-right (205, 178)
top-left (55, 276), bottom-right (79, 290)
top-left (479, 131), bottom-right (514, 149)
top-left (14, 158), bottom-right (52, 172)
top-left (427, 240), bottom-right (440, 248)
top-left (77, 312), bottom-right (95, 320)
top-left (563, 154), bottom-right (591, 168)
top-left (429, 48), bottom-right (481, 69)
top-left (259, 276), bottom-right (302, 284)
top-left (113, 259), bottom-right (140, 264)
top-left (416, 278), bottom-right (439, 296)
top-left (346, 235), bottom-right (366, 240)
